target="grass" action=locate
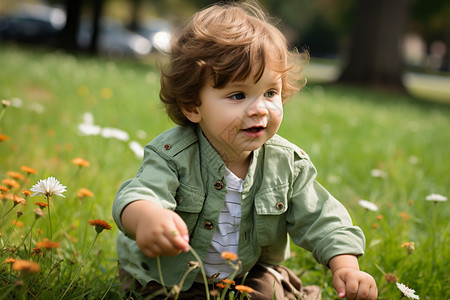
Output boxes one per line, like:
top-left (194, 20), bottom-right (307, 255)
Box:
top-left (0, 44), bottom-right (449, 299)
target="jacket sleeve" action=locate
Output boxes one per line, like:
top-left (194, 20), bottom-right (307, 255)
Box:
top-left (112, 144), bottom-right (180, 237)
top-left (286, 157), bottom-right (365, 267)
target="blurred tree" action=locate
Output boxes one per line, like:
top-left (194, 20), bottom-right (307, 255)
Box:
top-left (60, 0), bottom-right (84, 52)
top-left (338, 0), bottom-right (408, 92)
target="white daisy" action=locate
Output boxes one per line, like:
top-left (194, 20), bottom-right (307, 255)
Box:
top-left (358, 199), bottom-right (379, 211)
top-left (396, 282), bottom-right (419, 299)
top-left (370, 169), bottom-right (387, 178)
top-left (425, 193), bottom-right (447, 202)
top-left (129, 141), bottom-right (144, 158)
top-left (30, 177), bottom-right (67, 198)
top-left (101, 127), bottom-right (129, 141)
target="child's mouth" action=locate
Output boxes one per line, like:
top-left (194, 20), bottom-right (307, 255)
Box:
top-left (242, 126), bottom-right (265, 132)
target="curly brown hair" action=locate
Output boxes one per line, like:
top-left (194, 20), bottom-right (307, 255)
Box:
top-left (160, 1), bottom-right (308, 126)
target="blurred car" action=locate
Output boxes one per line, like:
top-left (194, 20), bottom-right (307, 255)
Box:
top-left (138, 19), bottom-right (172, 53)
top-left (77, 18), bottom-right (152, 59)
top-left (0, 4), bottom-right (65, 45)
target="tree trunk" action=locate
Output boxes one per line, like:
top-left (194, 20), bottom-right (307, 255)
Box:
top-left (338, 0), bottom-right (408, 92)
top-left (128, 0), bottom-right (142, 32)
top-left (89, 0), bottom-right (105, 54)
top-left (60, 0), bottom-right (84, 52)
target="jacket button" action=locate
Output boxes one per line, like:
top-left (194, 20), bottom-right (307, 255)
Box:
top-left (204, 221), bottom-right (213, 230)
top-left (214, 180), bottom-right (223, 190)
top-left (276, 202), bottom-right (284, 210)
top-left (163, 144), bottom-right (171, 150)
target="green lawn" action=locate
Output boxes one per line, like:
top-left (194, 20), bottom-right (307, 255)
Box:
top-left (0, 45), bottom-right (449, 299)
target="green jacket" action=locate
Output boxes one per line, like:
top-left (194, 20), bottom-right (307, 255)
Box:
top-left (112, 125), bottom-right (365, 290)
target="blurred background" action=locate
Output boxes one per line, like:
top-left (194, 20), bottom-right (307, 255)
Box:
top-left (0, 0), bottom-right (449, 101)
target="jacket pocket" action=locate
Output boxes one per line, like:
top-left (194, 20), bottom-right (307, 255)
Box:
top-left (254, 183), bottom-right (289, 246)
top-left (174, 182), bottom-right (205, 232)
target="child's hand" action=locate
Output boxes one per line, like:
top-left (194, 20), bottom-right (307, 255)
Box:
top-left (121, 200), bottom-right (190, 257)
top-left (329, 255), bottom-right (377, 300)
top-left (332, 268), bottom-right (377, 300)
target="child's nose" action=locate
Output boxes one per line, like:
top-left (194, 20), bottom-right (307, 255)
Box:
top-left (246, 97), bottom-right (268, 117)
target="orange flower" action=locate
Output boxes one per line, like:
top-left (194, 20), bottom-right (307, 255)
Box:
top-left (71, 157), bottom-right (90, 167)
top-left (36, 238), bottom-right (60, 249)
top-left (221, 251), bottom-right (238, 261)
top-left (2, 178), bottom-right (20, 189)
top-left (401, 242), bottom-right (415, 255)
top-left (34, 202), bottom-right (48, 209)
top-left (222, 278), bottom-right (235, 285)
top-left (4, 257), bottom-right (16, 264)
top-left (0, 134), bottom-right (9, 142)
top-left (12, 195), bottom-right (26, 206)
top-left (12, 260), bottom-right (41, 273)
top-left (7, 171), bottom-right (25, 181)
top-left (376, 214), bottom-right (383, 220)
top-left (384, 273), bottom-right (398, 283)
top-left (77, 188), bottom-right (94, 198)
top-left (235, 285), bottom-right (254, 294)
top-left (89, 219), bottom-right (112, 233)
top-left (22, 189), bottom-right (32, 197)
top-left (12, 220), bottom-right (24, 228)
top-left (0, 185), bottom-right (9, 193)
top-left (21, 165), bottom-right (37, 175)
top-left (216, 283), bottom-right (226, 289)
top-left (371, 223), bottom-right (379, 229)
top-left (399, 212), bottom-right (410, 221)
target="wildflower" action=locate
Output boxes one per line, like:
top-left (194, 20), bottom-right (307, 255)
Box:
top-left (221, 252), bottom-right (238, 261)
top-left (372, 223), bottom-right (379, 229)
top-left (370, 169), bottom-right (387, 179)
top-left (21, 165), bottom-right (37, 175)
top-left (77, 188), bottom-right (94, 198)
top-left (2, 178), bottom-right (20, 189)
top-left (187, 261), bottom-right (200, 269)
top-left (408, 199), bottom-right (413, 206)
top-left (396, 282), bottom-right (419, 299)
top-left (36, 238), bottom-right (60, 249)
top-left (0, 134), bottom-right (9, 142)
top-left (425, 193), bottom-right (447, 203)
top-left (401, 242), bottom-right (415, 255)
top-left (101, 87), bottom-right (113, 99)
top-left (400, 212), bottom-right (410, 221)
top-left (235, 285), bottom-right (255, 294)
top-left (12, 260), bottom-right (41, 274)
top-left (5, 257), bottom-right (16, 264)
top-left (78, 123), bottom-right (102, 136)
top-left (376, 214), bottom-right (383, 220)
top-left (101, 127), bottom-right (129, 141)
top-left (384, 273), bottom-right (398, 283)
top-left (12, 195), bottom-right (26, 206)
top-left (2, 99), bottom-right (11, 107)
top-left (216, 283), bottom-right (226, 289)
top-left (22, 189), bottom-right (32, 197)
top-left (7, 171), bottom-right (25, 181)
top-left (89, 219), bottom-right (112, 233)
top-left (72, 157), bottom-right (90, 167)
top-left (31, 247), bottom-right (42, 256)
top-left (33, 208), bottom-right (44, 219)
top-left (12, 220), bottom-right (24, 228)
top-left (30, 177), bottom-right (66, 198)
top-left (34, 202), bottom-right (48, 209)
top-left (222, 278), bottom-right (235, 285)
top-left (129, 140), bottom-right (144, 158)
top-left (0, 185), bottom-right (9, 193)
top-left (358, 199), bottom-right (378, 212)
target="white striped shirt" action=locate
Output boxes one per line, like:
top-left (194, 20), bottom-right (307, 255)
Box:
top-left (203, 167), bottom-right (243, 279)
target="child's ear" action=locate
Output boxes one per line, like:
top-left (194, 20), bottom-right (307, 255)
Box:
top-left (181, 105), bottom-right (201, 123)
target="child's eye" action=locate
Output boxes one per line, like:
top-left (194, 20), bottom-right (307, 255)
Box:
top-left (229, 93), bottom-right (245, 100)
top-left (264, 90), bottom-right (277, 98)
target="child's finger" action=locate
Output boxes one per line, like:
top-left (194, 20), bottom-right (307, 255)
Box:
top-left (170, 213), bottom-right (190, 252)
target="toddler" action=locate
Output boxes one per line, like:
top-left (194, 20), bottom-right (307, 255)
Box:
top-left (113, 1), bottom-right (377, 299)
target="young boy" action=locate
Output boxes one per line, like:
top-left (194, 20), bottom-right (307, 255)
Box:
top-left (112, 1), bottom-right (377, 299)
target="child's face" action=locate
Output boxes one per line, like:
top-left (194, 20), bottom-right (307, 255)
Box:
top-left (186, 66), bottom-right (283, 162)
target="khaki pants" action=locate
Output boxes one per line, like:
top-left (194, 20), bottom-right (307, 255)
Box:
top-left (119, 264), bottom-right (321, 300)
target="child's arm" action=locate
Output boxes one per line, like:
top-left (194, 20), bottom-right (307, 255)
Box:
top-left (329, 254), bottom-right (378, 300)
top-left (121, 200), bottom-right (190, 257)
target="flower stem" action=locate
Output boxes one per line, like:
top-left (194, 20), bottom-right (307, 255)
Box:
top-left (189, 246), bottom-right (210, 300)
top-left (156, 256), bottom-right (168, 295)
top-left (46, 195), bottom-right (52, 240)
top-left (60, 232), bottom-right (99, 299)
